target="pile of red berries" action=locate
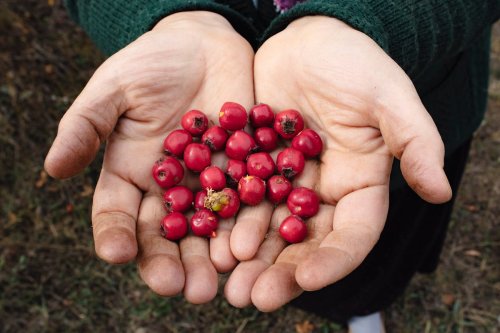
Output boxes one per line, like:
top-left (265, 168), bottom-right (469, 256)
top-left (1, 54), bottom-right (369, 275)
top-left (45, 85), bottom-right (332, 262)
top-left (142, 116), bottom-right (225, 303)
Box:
top-left (152, 102), bottom-right (323, 243)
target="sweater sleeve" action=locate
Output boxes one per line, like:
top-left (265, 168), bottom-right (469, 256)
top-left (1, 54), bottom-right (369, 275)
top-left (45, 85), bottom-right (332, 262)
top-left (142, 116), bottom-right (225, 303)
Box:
top-left (64, 0), bottom-right (257, 56)
top-left (262, 0), bottom-right (500, 77)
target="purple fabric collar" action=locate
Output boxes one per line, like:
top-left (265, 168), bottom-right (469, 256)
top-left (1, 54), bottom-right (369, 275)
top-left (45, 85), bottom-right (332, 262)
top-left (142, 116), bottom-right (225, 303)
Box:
top-left (273, 0), bottom-right (306, 12)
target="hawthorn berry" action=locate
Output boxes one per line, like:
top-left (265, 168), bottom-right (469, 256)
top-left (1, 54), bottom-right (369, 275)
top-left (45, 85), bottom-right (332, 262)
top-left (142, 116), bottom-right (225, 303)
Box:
top-left (246, 152), bottom-right (276, 180)
top-left (190, 208), bottom-right (219, 238)
top-left (249, 103), bottom-right (274, 127)
top-left (181, 109), bottom-right (209, 136)
top-left (274, 109), bottom-right (304, 139)
top-left (254, 127), bottom-right (279, 152)
top-left (152, 156), bottom-right (184, 188)
top-left (292, 129), bottom-right (323, 158)
top-left (225, 159), bottom-right (247, 187)
top-left (161, 212), bottom-right (188, 241)
top-left (225, 130), bottom-right (257, 161)
top-left (287, 187), bottom-right (320, 218)
top-left (238, 175), bottom-right (266, 206)
top-left (276, 147), bottom-right (305, 179)
top-left (194, 190), bottom-right (208, 210)
top-left (183, 143), bottom-right (211, 172)
top-left (163, 129), bottom-right (193, 157)
top-left (267, 175), bottom-right (293, 204)
top-left (163, 185), bottom-right (193, 213)
top-left (202, 125), bottom-right (228, 152)
top-left (204, 188), bottom-right (240, 219)
top-left (279, 215), bottom-right (307, 243)
top-left (200, 166), bottom-right (226, 190)
top-left (219, 102), bottom-right (247, 131)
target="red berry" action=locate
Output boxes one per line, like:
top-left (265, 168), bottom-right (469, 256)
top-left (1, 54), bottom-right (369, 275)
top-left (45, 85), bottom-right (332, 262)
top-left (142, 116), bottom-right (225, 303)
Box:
top-left (254, 127), bottom-right (279, 152)
top-left (267, 175), bottom-right (293, 204)
top-left (249, 103), bottom-right (274, 128)
top-left (163, 129), bottom-right (193, 157)
top-left (202, 125), bottom-right (228, 152)
top-left (225, 130), bottom-right (257, 161)
top-left (287, 187), bottom-right (320, 218)
top-left (205, 188), bottom-right (240, 219)
top-left (274, 109), bottom-right (304, 139)
top-left (225, 159), bottom-right (247, 187)
top-left (246, 152), bottom-right (276, 180)
top-left (181, 109), bottom-right (209, 136)
top-left (161, 212), bottom-right (188, 241)
top-left (183, 143), bottom-right (211, 172)
top-left (238, 175), bottom-right (266, 206)
top-left (163, 185), bottom-right (194, 213)
top-left (152, 156), bottom-right (184, 188)
top-left (279, 215), bottom-right (307, 243)
top-left (200, 166), bottom-right (226, 190)
top-left (190, 208), bottom-right (219, 238)
top-left (194, 190), bottom-right (208, 210)
top-left (276, 147), bottom-right (305, 179)
top-left (219, 102), bottom-right (247, 131)
top-left (291, 129), bottom-right (323, 158)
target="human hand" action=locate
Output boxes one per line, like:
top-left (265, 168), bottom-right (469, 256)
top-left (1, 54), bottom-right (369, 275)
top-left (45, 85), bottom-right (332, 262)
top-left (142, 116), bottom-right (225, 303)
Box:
top-left (44, 11), bottom-right (254, 303)
top-left (224, 16), bottom-right (452, 310)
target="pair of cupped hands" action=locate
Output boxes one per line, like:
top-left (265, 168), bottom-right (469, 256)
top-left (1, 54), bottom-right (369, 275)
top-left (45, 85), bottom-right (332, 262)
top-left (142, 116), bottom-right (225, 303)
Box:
top-left (44, 11), bottom-right (452, 310)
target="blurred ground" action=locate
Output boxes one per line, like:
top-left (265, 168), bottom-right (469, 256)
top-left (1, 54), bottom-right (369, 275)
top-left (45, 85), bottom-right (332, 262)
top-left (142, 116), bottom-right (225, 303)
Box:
top-left (0, 1), bottom-right (499, 332)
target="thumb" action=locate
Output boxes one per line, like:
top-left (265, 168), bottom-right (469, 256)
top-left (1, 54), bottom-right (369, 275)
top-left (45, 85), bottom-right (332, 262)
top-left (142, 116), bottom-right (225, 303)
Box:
top-left (45, 66), bottom-right (125, 179)
top-left (377, 87), bottom-right (452, 204)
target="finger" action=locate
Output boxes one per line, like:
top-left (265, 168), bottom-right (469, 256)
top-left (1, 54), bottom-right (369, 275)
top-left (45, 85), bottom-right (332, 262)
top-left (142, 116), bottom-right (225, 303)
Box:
top-left (92, 168), bottom-right (140, 264)
top-left (295, 185), bottom-right (388, 291)
top-left (224, 205), bottom-right (288, 307)
top-left (180, 234), bottom-right (218, 304)
top-left (45, 65), bottom-right (124, 179)
top-left (209, 217), bottom-right (238, 273)
top-left (377, 89), bottom-right (452, 203)
top-left (136, 194), bottom-right (185, 296)
top-left (230, 201), bottom-right (274, 260)
top-left (250, 204), bottom-right (334, 311)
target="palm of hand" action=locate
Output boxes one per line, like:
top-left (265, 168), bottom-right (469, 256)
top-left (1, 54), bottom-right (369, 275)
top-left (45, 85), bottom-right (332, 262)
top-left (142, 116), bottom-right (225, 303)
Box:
top-left (45, 13), bottom-right (254, 303)
top-left (225, 17), bottom-right (451, 311)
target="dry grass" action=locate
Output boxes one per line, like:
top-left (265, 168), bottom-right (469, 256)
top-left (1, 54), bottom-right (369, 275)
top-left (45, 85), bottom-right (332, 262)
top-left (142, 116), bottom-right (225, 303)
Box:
top-left (1, 1), bottom-right (498, 332)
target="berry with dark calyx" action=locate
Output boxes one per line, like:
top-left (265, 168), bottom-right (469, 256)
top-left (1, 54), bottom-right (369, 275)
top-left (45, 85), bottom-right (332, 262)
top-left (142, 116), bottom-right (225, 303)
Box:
top-left (204, 188), bottom-right (240, 219)
top-left (152, 156), bottom-right (184, 188)
top-left (200, 166), bottom-right (226, 190)
top-left (238, 175), bottom-right (266, 206)
top-left (249, 103), bottom-right (274, 128)
top-left (202, 125), bottom-right (228, 152)
top-left (291, 129), bottom-right (323, 158)
top-left (254, 127), bottom-right (278, 152)
top-left (276, 147), bottom-right (305, 179)
top-left (274, 109), bottom-right (304, 139)
top-left (181, 109), bottom-right (209, 136)
top-left (219, 102), bottom-right (247, 131)
top-left (190, 208), bottom-right (219, 238)
top-left (194, 190), bottom-right (208, 210)
top-left (247, 152), bottom-right (276, 180)
top-left (225, 159), bottom-right (247, 187)
top-left (225, 130), bottom-right (257, 161)
top-left (279, 215), bottom-right (307, 243)
top-left (267, 175), bottom-right (293, 204)
top-left (287, 187), bottom-right (320, 218)
top-left (163, 129), bottom-right (193, 157)
top-left (163, 185), bottom-right (194, 213)
top-left (183, 143), bottom-right (211, 172)
top-left (161, 212), bottom-right (188, 241)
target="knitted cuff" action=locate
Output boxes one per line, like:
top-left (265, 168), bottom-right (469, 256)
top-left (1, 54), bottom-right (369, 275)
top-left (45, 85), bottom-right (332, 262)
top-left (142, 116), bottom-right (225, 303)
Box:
top-left (66, 0), bottom-right (257, 56)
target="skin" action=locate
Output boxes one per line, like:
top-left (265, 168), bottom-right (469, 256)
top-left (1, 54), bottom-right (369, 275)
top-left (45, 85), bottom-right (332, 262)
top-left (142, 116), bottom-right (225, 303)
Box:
top-left (225, 16), bottom-right (452, 311)
top-left (44, 11), bottom-right (255, 303)
top-left (46, 11), bottom-right (451, 311)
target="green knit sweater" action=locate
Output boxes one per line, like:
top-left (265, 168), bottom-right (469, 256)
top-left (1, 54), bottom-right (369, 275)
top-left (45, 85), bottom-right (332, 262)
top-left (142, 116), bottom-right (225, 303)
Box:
top-left (65, 0), bottom-right (499, 155)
